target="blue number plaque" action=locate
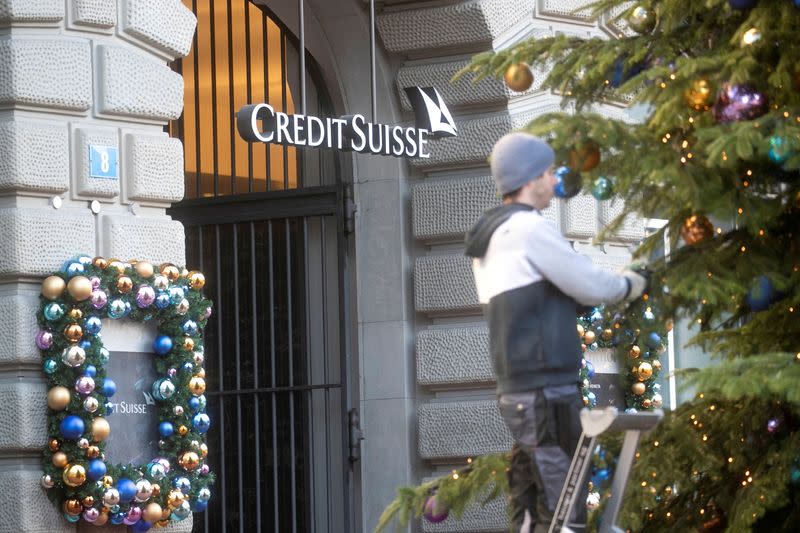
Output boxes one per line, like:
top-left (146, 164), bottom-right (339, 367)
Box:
top-left (89, 145), bottom-right (119, 179)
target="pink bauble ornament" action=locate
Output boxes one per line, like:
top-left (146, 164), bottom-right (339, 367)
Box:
top-left (90, 290), bottom-right (108, 309)
top-left (90, 277), bottom-right (102, 290)
top-left (135, 285), bottom-right (156, 308)
top-left (204, 306), bottom-right (213, 319)
top-left (75, 376), bottom-right (96, 395)
top-left (155, 457), bottom-right (171, 473)
top-left (199, 464), bottom-right (210, 476)
top-left (123, 507), bottom-right (142, 525)
top-left (82, 508), bottom-right (100, 523)
top-left (423, 494), bottom-right (449, 523)
top-left (35, 330), bottom-right (54, 350)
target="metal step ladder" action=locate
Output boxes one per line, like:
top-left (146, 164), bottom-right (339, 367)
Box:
top-left (548, 408), bottom-right (664, 533)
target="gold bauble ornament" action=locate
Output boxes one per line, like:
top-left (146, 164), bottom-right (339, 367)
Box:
top-left (642, 398), bottom-right (653, 409)
top-left (49, 438), bottom-right (60, 452)
top-left (82, 495), bottom-right (95, 508)
top-left (151, 483), bottom-right (161, 497)
top-left (108, 260), bottom-right (126, 274)
top-left (52, 451), bottom-right (68, 468)
top-left (64, 498), bottom-right (82, 515)
top-left (67, 276), bottom-right (93, 301)
top-left (188, 271), bottom-right (206, 290)
top-left (628, 5), bottom-right (656, 34)
top-left (180, 267), bottom-right (190, 278)
top-left (504, 63), bottom-right (534, 92)
top-left (631, 382), bottom-right (646, 396)
top-left (637, 361), bottom-right (653, 380)
top-left (101, 475), bottom-right (113, 487)
top-left (143, 503), bottom-right (163, 523)
top-left (41, 276), bottom-right (66, 300)
top-left (568, 140), bottom-right (601, 172)
top-left (200, 443), bottom-right (208, 457)
top-left (684, 79), bottom-right (714, 110)
top-left (652, 359), bottom-right (662, 371)
top-left (196, 367), bottom-right (206, 378)
top-left (62, 463), bottom-right (87, 487)
top-left (182, 337), bottom-right (195, 351)
top-left (94, 511), bottom-right (109, 526)
top-left (153, 275), bottom-right (169, 291)
top-left (67, 308), bottom-right (83, 320)
top-left (167, 489), bottom-right (185, 508)
top-left (178, 425), bottom-right (189, 436)
top-left (48, 386), bottom-right (72, 410)
top-left (602, 328), bottom-right (613, 341)
top-left (741, 27), bottom-right (761, 47)
top-left (189, 376), bottom-right (206, 396)
top-left (64, 323), bottom-right (83, 342)
top-left (161, 264), bottom-right (180, 281)
top-left (629, 345), bottom-right (641, 358)
top-left (92, 257), bottom-right (108, 269)
top-left (583, 330), bottom-right (596, 345)
top-left (116, 276), bottom-right (133, 293)
top-left (92, 417), bottom-right (110, 442)
top-left (86, 445), bottom-right (100, 458)
top-left (156, 519), bottom-right (171, 528)
top-left (576, 324), bottom-right (585, 337)
top-left (681, 214), bottom-right (714, 245)
top-left (135, 261), bottom-right (155, 278)
top-left (179, 451), bottom-right (200, 471)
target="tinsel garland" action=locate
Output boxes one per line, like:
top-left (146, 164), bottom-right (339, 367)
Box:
top-left (37, 255), bottom-right (215, 529)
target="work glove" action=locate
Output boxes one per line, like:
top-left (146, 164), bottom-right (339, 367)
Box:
top-left (622, 269), bottom-right (648, 301)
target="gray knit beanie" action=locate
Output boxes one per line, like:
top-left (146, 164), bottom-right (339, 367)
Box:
top-left (490, 132), bottom-right (555, 195)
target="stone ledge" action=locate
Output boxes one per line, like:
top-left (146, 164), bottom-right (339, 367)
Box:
top-left (414, 255), bottom-right (479, 315)
top-left (418, 400), bottom-right (512, 459)
top-left (120, 0), bottom-right (197, 59)
top-left (0, 38), bottom-right (92, 111)
top-left (0, 208), bottom-right (95, 278)
top-left (417, 326), bottom-right (494, 387)
top-left (0, 121), bottom-right (69, 194)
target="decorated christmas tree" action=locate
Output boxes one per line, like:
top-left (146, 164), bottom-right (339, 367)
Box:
top-left (377, 1), bottom-right (800, 531)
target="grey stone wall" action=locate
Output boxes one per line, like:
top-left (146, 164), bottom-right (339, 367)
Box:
top-left (0, 1), bottom-right (195, 531)
top-left (378, 1), bottom-right (645, 531)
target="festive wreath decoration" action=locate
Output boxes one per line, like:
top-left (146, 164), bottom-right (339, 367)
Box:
top-left (38, 255), bottom-right (215, 530)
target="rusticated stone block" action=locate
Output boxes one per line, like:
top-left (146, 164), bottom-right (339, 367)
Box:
top-left (377, 0), bottom-right (534, 54)
top-left (101, 215), bottom-right (185, 266)
top-left (537, 0), bottom-right (595, 22)
top-left (0, 38), bottom-right (92, 111)
top-left (599, 198), bottom-right (645, 242)
top-left (0, 208), bottom-right (95, 277)
top-left (414, 255), bottom-right (479, 314)
top-left (0, 293), bottom-right (40, 366)
top-left (562, 193), bottom-right (598, 239)
top-left (96, 44), bottom-right (184, 121)
top-left (421, 478), bottom-right (506, 532)
top-left (121, 0), bottom-right (197, 58)
top-left (0, 0), bottom-right (63, 24)
top-left (71, 0), bottom-right (116, 28)
top-left (74, 126), bottom-right (120, 198)
top-left (397, 59), bottom-right (509, 111)
top-left (0, 382), bottom-right (47, 452)
top-left (0, 121), bottom-right (69, 194)
top-left (0, 468), bottom-right (73, 533)
top-left (124, 132), bottom-right (184, 203)
top-left (418, 400), bottom-right (512, 459)
top-left (417, 327), bottom-right (494, 387)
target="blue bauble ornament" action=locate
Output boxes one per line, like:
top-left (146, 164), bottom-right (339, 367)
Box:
top-left (171, 501), bottom-right (192, 521)
top-left (591, 176), bottom-right (613, 200)
top-left (595, 468), bottom-right (610, 481)
top-left (643, 309), bottom-right (655, 321)
top-left (182, 320), bottom-right (198, 336)
top-left (191, 500), bottom-right (208, 513)
top-left (79, 339), bottom-right (92, 350)
top-left (193, 413), bottom-right (211, 434)
top-left (155, 292), bottom-right (171, 309)
top-left (168, 287), bottom-right (185, 305)
top-left (609, 56), bottom-right (646, 89)
top-left (728, 0), bottom-right (756, 9)
top-left (197, 487), bottom-right (212, 502)
top-left (159, 421), bottom-right (174, 438)
top-left (43, 302), bottom-right (65, 321)
top-left (197, 394), bottom-right (207, 411)
top-left (60, 415), bottom-right (85, 439)
top-left (116, 478), bottom-right (137, 502)
top-left (77, 255), bottom-right (93, 266)
top-left (85, 316), bottom-right (102, 335)
top-left (585, 361), bottom-right (595, 379)
top-left (63, 262), bottom-right (85, 277)
top-left (153, 335), bottom-right (173, 355)
top-left (586, 392), bottom-right (596, 406)
top-left (63, 512), bottom-right (80, 523)
top-left (182, 361), bottom-right (194, 373)
top-left (174, 477), bottom-right (191, 492)
top-left (152, 378), bottom-right (176, 401)
top-left (131, 520), bottom-right (153, 532)
top-left (188, 396), bottom-right (201, 412)
top-left (84, 365), bottom-right (97, 378)
top-left (590, 309), bottom-right (603, 324)
top-left (790, 467), bottom-right (800, 486)
top-left (99, 347), bottom-right (110, 365)
top-left (102, 378), bottom-right (117, 398)
top-left (746, 275), bottom-right (777, 311)
top-left (108, 299), bottom-right (128, 319)
top-left (87, 459), bottom-right (107, 481)
top-left (768, 136), bottom-right (793, 164)
top-left (646, 332), bottom-right (662, 349)
top-left (554, 166), bottom-right (581, 198)
top-left (43, 359), bottom-right (58, 374)
top-left (106, 402), bottom-right (115, 414)
top-left (110, 512), bottom-right (126, 525)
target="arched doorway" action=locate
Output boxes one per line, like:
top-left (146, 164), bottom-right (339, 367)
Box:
top-left (169, 2), bottom-right (355, 531)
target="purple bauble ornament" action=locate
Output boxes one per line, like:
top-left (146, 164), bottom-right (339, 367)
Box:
top-left (82, 508), bottom-right (100, 523)
top-left (423, 494), bottom-right (449, 524)
top-left (75, 375), bottom-right (96, 395)
top-left (91, 290), bottom-right (108, 309)
top-left (168, 368), bottom-right (177, 377)
top-left (136, 285), bottom-right (156, 308)
top-left (767, 418), bottom-right (780, 433)
top-left (199, 464), bottom-right (210, 476)
top-left (124, 507), bottom-right (143, 525)
top-left (35, 330), bottom-right (54, 350)
top-left (90, 276), bottom-right (102, 290)
top-left (204, 306), bottom-right (213, 319)
top-left (155, 457), bottom-right (171, 473)
top-left (713, 83), bottom-right (768, 123)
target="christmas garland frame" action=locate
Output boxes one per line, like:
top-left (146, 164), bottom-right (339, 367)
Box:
top-left (38, 256), bottom-right (215, 530)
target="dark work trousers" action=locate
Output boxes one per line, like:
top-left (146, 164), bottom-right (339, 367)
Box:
top-left (498, 384), bottom-right (585, 533)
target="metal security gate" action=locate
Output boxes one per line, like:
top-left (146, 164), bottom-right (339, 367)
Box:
top-left (173, 189), bottom-right (353, 533)
top-left (168, 2), bottom-right (356, 530)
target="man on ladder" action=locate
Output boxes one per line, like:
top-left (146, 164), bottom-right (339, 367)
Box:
top-left (465, 133), bottom-right (648, 533)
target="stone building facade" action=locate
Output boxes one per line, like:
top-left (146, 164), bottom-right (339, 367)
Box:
top-left (0, 1), bottom-right (692, 532)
